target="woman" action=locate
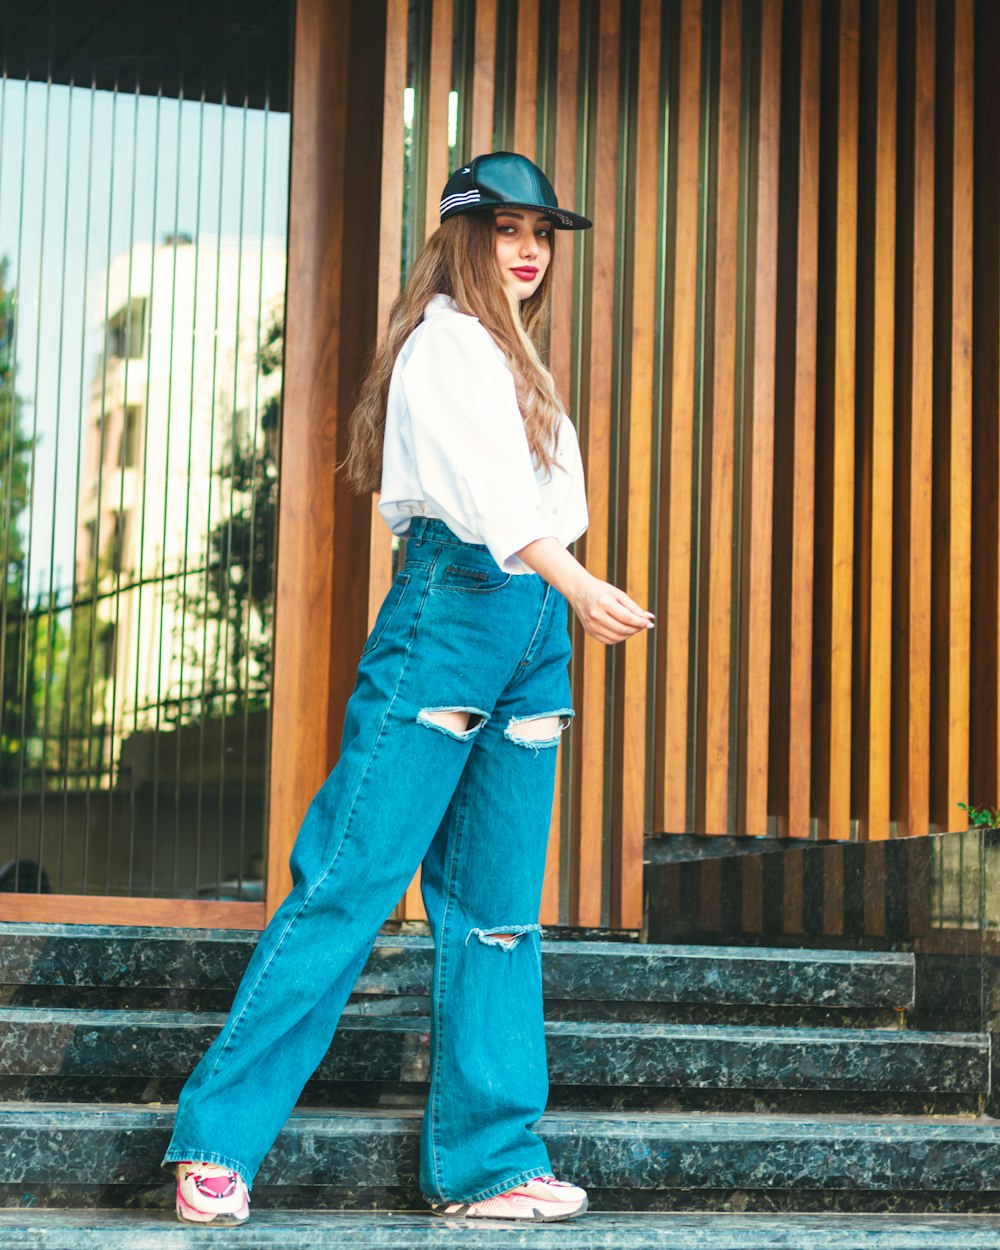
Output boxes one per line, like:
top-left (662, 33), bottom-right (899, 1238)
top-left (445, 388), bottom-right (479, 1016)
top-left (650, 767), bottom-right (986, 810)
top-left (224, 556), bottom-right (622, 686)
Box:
top-left (163, 151), bottom-right (653, 1226)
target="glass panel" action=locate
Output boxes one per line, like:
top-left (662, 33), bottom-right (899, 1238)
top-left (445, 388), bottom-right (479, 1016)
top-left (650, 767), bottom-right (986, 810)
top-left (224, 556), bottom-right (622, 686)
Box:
top-left (0, 1), bottom-right (292, 900)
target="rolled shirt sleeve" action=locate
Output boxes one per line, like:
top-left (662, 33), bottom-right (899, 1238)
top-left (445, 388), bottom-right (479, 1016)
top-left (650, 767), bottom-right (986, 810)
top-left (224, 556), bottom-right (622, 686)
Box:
top-left (399, 314), bottom-right (557, 572)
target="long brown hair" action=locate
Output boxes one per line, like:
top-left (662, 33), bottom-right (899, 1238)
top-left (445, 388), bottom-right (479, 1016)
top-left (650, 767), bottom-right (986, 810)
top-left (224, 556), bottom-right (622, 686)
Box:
top-left (344, 210), bottom-right (563, 493)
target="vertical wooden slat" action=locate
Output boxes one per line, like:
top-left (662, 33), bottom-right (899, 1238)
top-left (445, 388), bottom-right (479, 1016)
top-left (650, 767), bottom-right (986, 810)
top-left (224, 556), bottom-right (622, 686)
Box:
top-left (820, 0), bottom-right (858, 841)
top-left (423, 0), bottom-right (454, 242)
top-left (617, 0), bottom-right (661, 926)
top-left (697, 0), bottom-right (741, 835)
top-left (369, 0), bottom-right (409, 634)
top-left (549, 0), bottom-right (580, 401)
top-left (575, 0), bottom-right (619, 925)
top-left (268, 0), bottom-right (386, 919)
top-left (970, 0), bottom-right (1000, 811)
top-left (736, 0), bottom-right (780, 838)
top-left (377, 0), bottom-right (409, 336)
top-left (785, 0), bottom-right (820, 840)
top-left (894, 0), bottom-right (934, 839)
top-left (469, 0), bottom-right (497, 157)
top-left (542, 0), bottom-right (581, 927)
top-left (655, 0), bottom-right (701, 835)
top-left (377, 0), bottom-right (410, 925)
top-left (513, 0), bottom-right (539, 160)
top-left (856, 0), bottom-right (896, 840)
top-left (405, 0), bottom-right (455, 921)
top-left (932, 0), bottom-right (973, 829)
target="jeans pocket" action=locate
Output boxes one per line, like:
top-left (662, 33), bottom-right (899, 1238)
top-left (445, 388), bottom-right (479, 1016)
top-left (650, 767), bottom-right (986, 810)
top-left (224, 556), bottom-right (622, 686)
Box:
top-left (361, 572), bottom-right (410, 657)
top-left (431, 562), bottom-right (512, 595)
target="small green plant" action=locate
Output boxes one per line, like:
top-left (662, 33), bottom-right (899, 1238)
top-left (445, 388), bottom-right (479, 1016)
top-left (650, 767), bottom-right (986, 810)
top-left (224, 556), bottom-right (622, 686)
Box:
top-left (958, 802), bottom-right (1000, 828)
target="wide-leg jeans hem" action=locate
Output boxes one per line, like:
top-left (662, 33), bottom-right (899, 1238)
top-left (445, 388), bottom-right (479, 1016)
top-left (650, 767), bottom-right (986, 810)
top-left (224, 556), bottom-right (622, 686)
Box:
top-left (423, 1160), bottom-right (557, 1207)
top-left (161, 1146), bottom-right (254, 1191)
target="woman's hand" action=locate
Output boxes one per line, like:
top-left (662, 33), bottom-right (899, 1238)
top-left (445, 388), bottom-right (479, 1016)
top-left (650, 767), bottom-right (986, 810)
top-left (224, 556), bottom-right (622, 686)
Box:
top-left (515, 537), bottom-right (654, 645)
top-left (569, 575), bottom-right (653, 644)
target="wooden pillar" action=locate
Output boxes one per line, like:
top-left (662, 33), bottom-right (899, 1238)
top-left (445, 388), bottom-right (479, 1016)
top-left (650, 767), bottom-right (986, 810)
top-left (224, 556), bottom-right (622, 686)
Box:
top-left (267, 0), bottom-right (387, 919)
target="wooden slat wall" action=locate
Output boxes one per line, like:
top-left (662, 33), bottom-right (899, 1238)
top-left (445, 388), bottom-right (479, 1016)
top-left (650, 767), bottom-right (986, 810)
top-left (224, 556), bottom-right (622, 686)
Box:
top-left (358, 0), bottom-right (995, 930)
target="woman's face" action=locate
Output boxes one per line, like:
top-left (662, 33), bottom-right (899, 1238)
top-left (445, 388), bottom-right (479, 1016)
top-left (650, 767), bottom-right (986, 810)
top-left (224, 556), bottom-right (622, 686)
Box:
top-left (493, 208), bottom-right (552, 300)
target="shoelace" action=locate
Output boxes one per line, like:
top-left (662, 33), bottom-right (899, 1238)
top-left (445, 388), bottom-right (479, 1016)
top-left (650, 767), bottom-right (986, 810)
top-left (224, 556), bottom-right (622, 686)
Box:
top-left (185, 1170), bottom-right (239, 1200)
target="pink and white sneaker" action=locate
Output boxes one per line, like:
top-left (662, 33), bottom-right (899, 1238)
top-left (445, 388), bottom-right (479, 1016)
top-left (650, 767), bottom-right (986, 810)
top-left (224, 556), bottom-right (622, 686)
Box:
top-left (175, 1161), bottom-right (250, 1225)
top-left (429, 1174), bottom-right (588, 1222)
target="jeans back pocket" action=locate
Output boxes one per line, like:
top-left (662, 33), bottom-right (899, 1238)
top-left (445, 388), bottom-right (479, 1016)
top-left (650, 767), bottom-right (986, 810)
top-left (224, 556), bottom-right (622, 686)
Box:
top-left (433, 561), bottom-right (511, 594)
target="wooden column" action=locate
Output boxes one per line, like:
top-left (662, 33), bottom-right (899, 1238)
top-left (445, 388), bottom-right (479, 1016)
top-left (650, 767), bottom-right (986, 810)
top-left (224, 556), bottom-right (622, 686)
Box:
top-left (267, 0), bottom-right (387, 919)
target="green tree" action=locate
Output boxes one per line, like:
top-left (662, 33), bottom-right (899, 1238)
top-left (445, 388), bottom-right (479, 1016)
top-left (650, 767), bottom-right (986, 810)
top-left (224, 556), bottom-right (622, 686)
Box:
top-left (0, 256), bottom-right (39, 786)
top-left (0, 257), bottom-right (110, 791)
top-left (177, 308), bottom-right (282, 720)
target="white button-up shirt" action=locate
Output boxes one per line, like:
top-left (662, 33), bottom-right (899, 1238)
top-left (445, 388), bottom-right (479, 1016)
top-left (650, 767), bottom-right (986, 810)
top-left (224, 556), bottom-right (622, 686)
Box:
top-left (378, 293), bottom-right (589, 574)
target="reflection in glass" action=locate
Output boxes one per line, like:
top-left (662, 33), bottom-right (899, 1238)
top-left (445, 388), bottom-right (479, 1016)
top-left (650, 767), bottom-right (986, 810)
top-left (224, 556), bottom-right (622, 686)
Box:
top-left (0, 3), bottom-right (291, 900)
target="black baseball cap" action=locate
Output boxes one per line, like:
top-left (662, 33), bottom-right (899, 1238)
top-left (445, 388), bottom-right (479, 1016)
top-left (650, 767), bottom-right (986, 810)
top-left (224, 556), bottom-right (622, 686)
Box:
top-left (439, 151), bottom-right (592, 230)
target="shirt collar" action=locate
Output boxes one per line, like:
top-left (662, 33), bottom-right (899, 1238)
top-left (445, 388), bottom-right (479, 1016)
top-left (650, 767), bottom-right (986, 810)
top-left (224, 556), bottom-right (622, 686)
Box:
top-left (423, 293), bottom-right (460, 319)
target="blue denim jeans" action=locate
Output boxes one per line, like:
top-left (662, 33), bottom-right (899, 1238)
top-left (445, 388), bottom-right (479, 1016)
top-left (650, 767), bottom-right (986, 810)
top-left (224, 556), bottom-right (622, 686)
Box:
top-left (161, 518), bottom-right (573, 1204)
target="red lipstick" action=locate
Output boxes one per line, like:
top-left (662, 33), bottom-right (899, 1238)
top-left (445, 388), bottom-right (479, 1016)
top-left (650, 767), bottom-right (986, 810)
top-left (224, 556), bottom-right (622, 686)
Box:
top-left (511, 266), bottom-right (538, 281)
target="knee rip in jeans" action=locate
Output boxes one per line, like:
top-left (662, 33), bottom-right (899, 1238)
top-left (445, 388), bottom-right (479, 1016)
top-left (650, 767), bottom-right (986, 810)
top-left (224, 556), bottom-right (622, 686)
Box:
top-left (504, 709), bottom-right (574, 753)
top-left (465, 923), bottom-right (542, 950)
top-left (417, 706), bottom-right (489, 741)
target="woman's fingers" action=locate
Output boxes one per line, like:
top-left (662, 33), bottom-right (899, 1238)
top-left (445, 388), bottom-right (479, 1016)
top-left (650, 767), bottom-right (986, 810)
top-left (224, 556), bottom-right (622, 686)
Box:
top-left (598, 589), bottom-right (654, 631)
top-left (607, 594), bottom-right (653, 628)
top-left (616, 588), bottom-right (652, 618)
top-left (584, 609), bottom-right (648, 643)
top-left (572, 578), bottom-right (655, 644)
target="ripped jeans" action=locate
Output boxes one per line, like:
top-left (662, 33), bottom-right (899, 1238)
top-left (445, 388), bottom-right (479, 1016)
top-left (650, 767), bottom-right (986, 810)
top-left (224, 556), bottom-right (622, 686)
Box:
top-left (161, 518), bottom-right (573, 1204)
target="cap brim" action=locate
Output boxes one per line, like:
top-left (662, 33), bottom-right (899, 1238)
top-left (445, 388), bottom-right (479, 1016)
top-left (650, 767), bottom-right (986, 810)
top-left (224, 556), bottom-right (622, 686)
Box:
top-left (441, 200), bottom-right (592, 230)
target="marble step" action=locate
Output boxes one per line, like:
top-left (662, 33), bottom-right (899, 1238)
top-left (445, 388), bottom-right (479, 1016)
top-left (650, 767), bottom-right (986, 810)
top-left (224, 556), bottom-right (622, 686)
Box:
top-left (0, 1009), bottom-right (988, 1096)
top-left (5, 1210), bottom-right (1000, 1249)
top-left (4, 1104), bottom-right (1000, 1205)
top-left (0, 924), bottom-right (914, 1011)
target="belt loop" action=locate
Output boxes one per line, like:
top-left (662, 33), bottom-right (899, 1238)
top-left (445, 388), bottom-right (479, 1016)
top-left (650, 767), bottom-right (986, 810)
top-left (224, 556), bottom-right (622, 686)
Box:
top-left (411, 517), bottom-right (427, 542)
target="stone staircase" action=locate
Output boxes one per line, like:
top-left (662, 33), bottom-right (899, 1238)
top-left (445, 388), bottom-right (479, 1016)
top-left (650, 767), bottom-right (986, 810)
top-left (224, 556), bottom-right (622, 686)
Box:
top-left (1, 921), bottom-right (1000, 1246)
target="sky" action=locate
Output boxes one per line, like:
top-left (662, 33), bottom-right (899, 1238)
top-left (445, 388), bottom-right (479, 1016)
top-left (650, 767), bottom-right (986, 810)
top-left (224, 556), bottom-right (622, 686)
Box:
top-left (0, 77), bottom-right (290, 606)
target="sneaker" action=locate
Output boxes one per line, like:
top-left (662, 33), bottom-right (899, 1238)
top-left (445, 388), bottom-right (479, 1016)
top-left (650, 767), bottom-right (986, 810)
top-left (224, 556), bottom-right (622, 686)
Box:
top-left (175, 1161), bottom-right (250, 1225)
top-left (429, 1174), bottom-right (588, 1222)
